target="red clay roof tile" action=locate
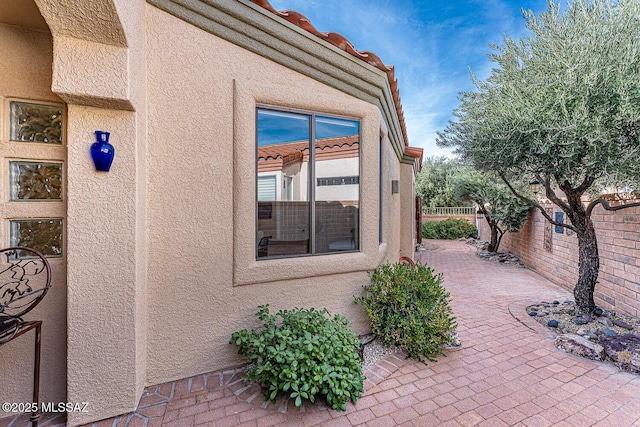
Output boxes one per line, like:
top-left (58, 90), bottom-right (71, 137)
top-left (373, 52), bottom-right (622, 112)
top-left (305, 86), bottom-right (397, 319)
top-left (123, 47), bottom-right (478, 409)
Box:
top-left (250, 0), bottom-right (408, 146)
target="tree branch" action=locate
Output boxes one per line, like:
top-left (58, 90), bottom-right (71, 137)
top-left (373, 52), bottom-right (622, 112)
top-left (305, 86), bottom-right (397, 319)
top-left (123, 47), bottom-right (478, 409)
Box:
top-left (574, 176), bottom-right (596, 196)
top-left (500, 174), bottom-right (578, 232)
top-left (545, 178), bottom-right (572, 214)
top-left (587, 198), bottom-right (640, 216)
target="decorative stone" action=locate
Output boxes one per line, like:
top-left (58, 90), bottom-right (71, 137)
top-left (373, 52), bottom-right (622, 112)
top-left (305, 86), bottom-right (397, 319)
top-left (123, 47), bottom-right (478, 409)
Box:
top-left (576, 327), bottom-right (588, 336)
top-left (612, 319), bottom-right (634, 330)
top-left (548, 320), bottom-right (559, 328)
top-left (597, 317), bottom-right (613, 327)
top-left (592, 308), bottom-right (604, 317)
top-left (602, 328), bottom-right (617, 337)
top-left (528, 312), bottom-right (537, 317)
top-left (573, 318), bottom-right (588, 325)
top-left (555, 334), bottom-right (605, 361)
top-left (552, 300), bottom-right (559, 305)
top-left (598, 334), bottom-right (640, 374)
top-left (586, 333), bottom-right (599, 341)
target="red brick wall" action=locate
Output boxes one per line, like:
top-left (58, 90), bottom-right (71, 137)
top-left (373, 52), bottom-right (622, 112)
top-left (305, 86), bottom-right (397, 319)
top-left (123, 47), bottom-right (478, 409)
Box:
top-left (478, 205), bottom-right (640, 317)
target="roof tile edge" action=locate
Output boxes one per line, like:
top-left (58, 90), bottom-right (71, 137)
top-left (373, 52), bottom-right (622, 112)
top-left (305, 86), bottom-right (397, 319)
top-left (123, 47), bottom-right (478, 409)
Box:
top-left (250, 0), bottom-right (408, 146)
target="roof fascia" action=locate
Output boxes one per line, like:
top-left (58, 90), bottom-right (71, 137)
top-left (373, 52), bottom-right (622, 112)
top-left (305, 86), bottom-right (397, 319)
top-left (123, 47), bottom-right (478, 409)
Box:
top-left (147, 0), bottom-right (406, 159)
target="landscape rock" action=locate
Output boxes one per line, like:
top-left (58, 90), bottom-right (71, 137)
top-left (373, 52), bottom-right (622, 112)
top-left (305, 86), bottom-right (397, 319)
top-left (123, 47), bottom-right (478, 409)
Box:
top-left (576, 327), bottom-right (588, 336)
top-left (597, 317), bottom-right (614, 327)
top-left (602, 328), bottom-right (617, 337)
top-left (555, 334), bottom-right (605, 360)
top-left (599, 334), bottom-right (640, 374)
top-left (548, 320), bottom-right (559, 328)
top-left (612, 319), bottom-right (634, 330)
top-left (573, 318), bottom-right (588, 325)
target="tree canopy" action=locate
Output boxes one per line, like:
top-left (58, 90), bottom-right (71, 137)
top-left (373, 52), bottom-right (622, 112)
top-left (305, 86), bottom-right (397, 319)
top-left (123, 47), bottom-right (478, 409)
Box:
top-left (416, 156), bottom-right (471, 208)
top-left (438, 0), bottom-right (640, 194)
top-left (436, 0), bottom-right (640, 314)
top-left (450, 171), bottom-right (531, 252)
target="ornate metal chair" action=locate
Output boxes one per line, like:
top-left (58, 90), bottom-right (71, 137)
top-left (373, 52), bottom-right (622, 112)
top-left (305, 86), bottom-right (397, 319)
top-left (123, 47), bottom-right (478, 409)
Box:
top-left (0, 247), bottom-right (52, 427)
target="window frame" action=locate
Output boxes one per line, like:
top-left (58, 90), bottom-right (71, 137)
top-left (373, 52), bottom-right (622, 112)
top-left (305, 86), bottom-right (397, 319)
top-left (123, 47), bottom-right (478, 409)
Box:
top-left (255, 105), bottom-right (361, 260)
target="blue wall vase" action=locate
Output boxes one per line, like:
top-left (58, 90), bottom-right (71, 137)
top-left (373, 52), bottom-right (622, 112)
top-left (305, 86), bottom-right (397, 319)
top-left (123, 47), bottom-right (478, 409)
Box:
top-left (91, 131), bottom-right (115, 172)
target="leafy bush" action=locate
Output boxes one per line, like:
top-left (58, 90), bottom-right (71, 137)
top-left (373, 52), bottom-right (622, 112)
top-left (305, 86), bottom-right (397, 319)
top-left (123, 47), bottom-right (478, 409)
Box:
top-left (422, 217), bottom-right (477, 239)
top-left (230, 305), bottom-right (364, 411)
top-left (355, 262), bottom-right (457, 363)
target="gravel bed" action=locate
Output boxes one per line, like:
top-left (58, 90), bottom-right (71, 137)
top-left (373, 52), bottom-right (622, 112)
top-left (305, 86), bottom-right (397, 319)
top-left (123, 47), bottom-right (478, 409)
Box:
top-left (361, 338), bottom-right (402, 369)
top-left (527, 300), bottom-right (640, 338)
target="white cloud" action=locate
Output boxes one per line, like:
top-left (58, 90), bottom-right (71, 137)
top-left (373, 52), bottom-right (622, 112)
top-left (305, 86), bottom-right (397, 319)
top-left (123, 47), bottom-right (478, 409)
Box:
top-left (265, 0), bottom-right (549, 155)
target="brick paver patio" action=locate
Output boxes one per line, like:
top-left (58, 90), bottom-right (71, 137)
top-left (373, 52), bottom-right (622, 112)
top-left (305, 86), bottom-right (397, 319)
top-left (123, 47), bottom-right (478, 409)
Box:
top-left (3, 239), bottom-right (640, 426)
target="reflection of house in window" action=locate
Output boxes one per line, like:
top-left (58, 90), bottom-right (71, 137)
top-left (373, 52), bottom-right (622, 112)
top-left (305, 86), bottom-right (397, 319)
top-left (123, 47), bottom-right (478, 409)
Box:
top-left (256, 108), bottom-right (359, 258)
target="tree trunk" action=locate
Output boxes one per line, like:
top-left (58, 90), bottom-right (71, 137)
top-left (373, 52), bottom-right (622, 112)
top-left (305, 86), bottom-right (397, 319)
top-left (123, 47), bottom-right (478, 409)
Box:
top-left (488, 223), bottom-right (499, 252)
top-left (574, 218), bottom-right (599, 314)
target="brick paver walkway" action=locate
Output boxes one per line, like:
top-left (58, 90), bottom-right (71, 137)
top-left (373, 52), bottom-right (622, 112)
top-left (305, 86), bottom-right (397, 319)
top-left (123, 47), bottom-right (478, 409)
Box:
top-left (4, 240), bottom-right (640, 426)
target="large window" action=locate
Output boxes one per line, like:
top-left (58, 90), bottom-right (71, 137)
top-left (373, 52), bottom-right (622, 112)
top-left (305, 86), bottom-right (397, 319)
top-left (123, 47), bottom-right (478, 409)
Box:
top-left (256, 107), bottom-right (360, 258)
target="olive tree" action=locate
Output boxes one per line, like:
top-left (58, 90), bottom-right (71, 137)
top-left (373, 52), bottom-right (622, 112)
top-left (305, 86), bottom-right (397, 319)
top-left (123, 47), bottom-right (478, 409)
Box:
top-left (438, 0), bottom-right (640, 314)
top-left (451, 171), bottom-right (531, 253)
top-left (416, 156), bottom-right (470, 208)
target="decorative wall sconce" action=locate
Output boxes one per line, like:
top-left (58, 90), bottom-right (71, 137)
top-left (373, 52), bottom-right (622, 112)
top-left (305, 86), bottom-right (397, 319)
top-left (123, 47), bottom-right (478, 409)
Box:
top-left (391, 180), bottom-right (400, 194)
top-left (529, 178), bottom-right (541, 195)
top-left (91, 130), bottom-right (115, 172)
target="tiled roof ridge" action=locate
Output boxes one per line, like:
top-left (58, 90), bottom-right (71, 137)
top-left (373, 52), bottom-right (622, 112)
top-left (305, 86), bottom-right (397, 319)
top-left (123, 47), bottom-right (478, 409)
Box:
top-left (258, 136), bottom-right (359, 161)
top-left (250, 0), bottom-right (408, 146)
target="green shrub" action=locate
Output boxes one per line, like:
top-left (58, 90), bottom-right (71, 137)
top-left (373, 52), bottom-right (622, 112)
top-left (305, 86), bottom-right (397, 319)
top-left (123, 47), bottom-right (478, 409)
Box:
top-left (422, 217), bottom-right (477, 239)
top-left (355, 262), bottom-right (457, 363)
top-left (230, 305), bottom-right (364, 411)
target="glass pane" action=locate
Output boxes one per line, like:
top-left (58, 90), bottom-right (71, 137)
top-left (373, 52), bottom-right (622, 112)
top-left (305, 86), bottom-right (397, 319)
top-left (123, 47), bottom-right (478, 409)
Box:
top-left (256, 109), bottom-right (310, 258)
top-left (314, 116), bottom-right (360, 254)
top-left (9, 161), bottom-right (63, 201)
top-left (10, 219), bottom-right (64, 257)
top-left (10, 101), bottom-right (63, 144)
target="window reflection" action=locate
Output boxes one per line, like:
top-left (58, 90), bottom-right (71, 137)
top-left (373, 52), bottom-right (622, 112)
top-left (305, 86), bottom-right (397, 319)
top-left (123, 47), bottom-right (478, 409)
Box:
top-left (257, 110), bottom-right (311, 257)
top-left (314, 116), bottom-right (359, 254)
top-left (256, 108), bottom-right (360, 258)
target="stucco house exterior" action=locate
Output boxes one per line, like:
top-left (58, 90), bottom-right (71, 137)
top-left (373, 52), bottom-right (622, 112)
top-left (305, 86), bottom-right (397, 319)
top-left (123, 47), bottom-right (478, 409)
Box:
top-left (0, 0), bottom-right (423, 424)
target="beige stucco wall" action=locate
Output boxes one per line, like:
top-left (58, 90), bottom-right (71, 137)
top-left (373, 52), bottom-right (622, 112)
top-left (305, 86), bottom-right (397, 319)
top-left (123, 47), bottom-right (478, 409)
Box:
top-left (399, 161), bottom-right (416, 259)
top-left (25, 0), bottom-right (149, 424)
top-left (145, 6), bottom-right (404, 385)
top-left (0, 23), bottom-right (67, 408)
top-left (2, 1), bottom-right (414, 424)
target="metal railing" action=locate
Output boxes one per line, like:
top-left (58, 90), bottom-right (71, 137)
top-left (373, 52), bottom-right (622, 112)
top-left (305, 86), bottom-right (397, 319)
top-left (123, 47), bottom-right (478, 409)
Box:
top-left (423, 206), bottom-right (475, 216)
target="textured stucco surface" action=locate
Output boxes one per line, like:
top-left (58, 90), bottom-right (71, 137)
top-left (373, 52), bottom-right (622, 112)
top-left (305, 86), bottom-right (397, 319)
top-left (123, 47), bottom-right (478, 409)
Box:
top-left (34, 0), bottom-right (128, 47)
top-left (0, 23), bottom-right (67, 410)
top-left (399, 162), bottom-right (417, 259)
top-left (145, 6), bottom-right (405, 385)
top-left (43, 0), bottom-right (149, 424)
top-left (2, 1), bottom-right (414, 424)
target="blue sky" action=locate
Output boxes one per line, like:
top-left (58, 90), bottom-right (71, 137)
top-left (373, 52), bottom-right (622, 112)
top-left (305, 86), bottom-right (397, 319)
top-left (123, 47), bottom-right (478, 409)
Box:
top-left (267, 0), bottom-right (549, 158)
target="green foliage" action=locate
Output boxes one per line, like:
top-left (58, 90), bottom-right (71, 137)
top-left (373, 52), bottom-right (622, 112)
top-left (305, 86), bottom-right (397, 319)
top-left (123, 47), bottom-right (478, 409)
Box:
top-left (422, 218), bottom-right (477, 240)
top-left (437, 0), bottom-right (640, 195)
top-left (450, 170), bottom-right (531, 251)
top-left (355, 263), bottom-right (457, 363)
top-left (416, 156), bottom-right (472, 208)
top-left (230, 305), bottom-right (364, 411)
